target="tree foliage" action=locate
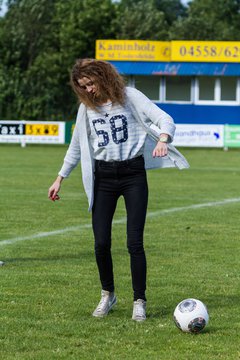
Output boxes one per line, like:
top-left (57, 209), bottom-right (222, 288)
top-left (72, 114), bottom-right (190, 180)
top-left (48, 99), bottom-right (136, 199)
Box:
top-left (114, 0), bottom-right (169, 40)
top-left (154, 0), bottom-right (187, 25)
top-left (170, 0), bottom-right (240, 40)
top-left (0, 0), bottom-right (240, 120)
top-left (0, 0), bottom-right (118, 120)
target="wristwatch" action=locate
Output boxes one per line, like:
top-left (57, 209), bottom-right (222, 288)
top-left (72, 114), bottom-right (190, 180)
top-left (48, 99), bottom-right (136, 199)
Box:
top-left (159, 135), bottom-right (168, 143)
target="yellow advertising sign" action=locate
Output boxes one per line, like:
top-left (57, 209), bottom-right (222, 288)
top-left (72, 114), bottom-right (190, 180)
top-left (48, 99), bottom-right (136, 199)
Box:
top-left (25, 124), bottom-right (59, 136)
top-left (171, 41), bottom-right (240, 62)
top-left (96, 40), bottom-right (171, 62)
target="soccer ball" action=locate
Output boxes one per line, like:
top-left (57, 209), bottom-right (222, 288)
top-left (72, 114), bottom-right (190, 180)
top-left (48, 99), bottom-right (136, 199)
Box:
top-left (173, 298), bottom-right (209, 333)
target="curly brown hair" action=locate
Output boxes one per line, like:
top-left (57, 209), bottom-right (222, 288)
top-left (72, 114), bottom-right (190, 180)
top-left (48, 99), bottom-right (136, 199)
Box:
top-left (71, 59), bottom-right (126, 110)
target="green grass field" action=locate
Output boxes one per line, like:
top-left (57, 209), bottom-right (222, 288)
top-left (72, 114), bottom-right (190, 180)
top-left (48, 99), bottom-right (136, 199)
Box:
top-left (0, 144), bottom-right (240, 360)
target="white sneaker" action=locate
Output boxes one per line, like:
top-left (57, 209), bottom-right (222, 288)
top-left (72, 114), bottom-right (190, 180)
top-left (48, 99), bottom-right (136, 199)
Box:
top-left (132, 299), bottom-right (146, 321)
top-left (92, 290), bottom-right (117, 317)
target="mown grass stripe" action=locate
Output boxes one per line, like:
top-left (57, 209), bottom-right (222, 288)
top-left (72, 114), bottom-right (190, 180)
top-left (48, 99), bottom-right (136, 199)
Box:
top-left (1, 197), bottom-right (240, 247)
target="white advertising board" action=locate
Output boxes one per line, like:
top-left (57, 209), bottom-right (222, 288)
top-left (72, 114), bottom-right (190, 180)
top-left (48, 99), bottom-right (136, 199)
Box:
top-left (172, 124), bottom-right (224, 148)
top-left (0, 121), bottom-right (65, 144)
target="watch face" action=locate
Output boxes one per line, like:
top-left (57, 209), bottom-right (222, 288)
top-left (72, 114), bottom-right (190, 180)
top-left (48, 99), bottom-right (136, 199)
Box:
top-left (160, 136), bottom-right (168, 142)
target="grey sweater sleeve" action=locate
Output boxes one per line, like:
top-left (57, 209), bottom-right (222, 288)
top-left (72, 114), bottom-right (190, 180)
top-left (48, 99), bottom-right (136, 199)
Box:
top-left (126, 87), bottom-right (176, 142)
top-left (58, 107), bottom-right (82, 178)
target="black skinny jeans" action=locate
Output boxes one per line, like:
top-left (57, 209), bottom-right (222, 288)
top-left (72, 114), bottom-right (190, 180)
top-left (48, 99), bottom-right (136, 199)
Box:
top-left (92, 156), bottom-right (148, 301)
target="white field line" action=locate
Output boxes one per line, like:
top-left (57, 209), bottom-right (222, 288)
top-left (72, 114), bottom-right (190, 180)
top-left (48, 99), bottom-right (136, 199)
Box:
top-left (1, 197), bottom-right (240, 247)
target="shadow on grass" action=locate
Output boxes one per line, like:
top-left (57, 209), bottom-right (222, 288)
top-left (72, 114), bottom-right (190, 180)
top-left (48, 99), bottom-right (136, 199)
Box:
top-left (0, 247), bottom-right (131, 266)
top-left (204, 294), bottom-right (239, 308)
top-left (0, 252), bottom-right (94, 264)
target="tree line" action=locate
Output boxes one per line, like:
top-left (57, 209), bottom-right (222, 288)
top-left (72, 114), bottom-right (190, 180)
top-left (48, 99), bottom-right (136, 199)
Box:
top-left (1, 0), bottom-right (240, 121)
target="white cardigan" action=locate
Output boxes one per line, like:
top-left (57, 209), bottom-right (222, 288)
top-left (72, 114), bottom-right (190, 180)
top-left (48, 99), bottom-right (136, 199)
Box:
top-left (59, 87), bottom-right (190, 211)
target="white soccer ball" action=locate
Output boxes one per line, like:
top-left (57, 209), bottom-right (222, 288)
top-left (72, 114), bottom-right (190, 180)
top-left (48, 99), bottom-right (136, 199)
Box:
top-left (173, 298), bottom-right (209, 333)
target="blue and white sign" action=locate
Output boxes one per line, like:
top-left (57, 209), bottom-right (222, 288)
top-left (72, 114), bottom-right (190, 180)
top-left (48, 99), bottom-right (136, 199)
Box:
top-left (173, 124), bottom-right (224, 148)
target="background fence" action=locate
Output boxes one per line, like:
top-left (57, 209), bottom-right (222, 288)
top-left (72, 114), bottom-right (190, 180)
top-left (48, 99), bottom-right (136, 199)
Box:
top-left (1, 120), bottom-right (240, 149)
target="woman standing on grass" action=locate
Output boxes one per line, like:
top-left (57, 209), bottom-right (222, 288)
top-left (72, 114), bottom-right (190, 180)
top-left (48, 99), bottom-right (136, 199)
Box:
top-left (48, 59), bottom-right (189, 321)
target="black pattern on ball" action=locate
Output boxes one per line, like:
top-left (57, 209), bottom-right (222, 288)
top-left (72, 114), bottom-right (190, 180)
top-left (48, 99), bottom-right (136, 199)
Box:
top-left (188, 317), bottom-right (206, 333)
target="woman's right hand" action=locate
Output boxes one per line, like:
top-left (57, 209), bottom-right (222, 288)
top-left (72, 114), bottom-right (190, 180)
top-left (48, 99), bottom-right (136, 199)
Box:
top-left (48, 176), bottom-right (63, 201)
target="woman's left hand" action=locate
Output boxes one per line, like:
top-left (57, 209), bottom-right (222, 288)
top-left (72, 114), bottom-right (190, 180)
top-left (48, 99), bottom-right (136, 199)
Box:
top-left (152, 141), bottom-right (168, 157)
